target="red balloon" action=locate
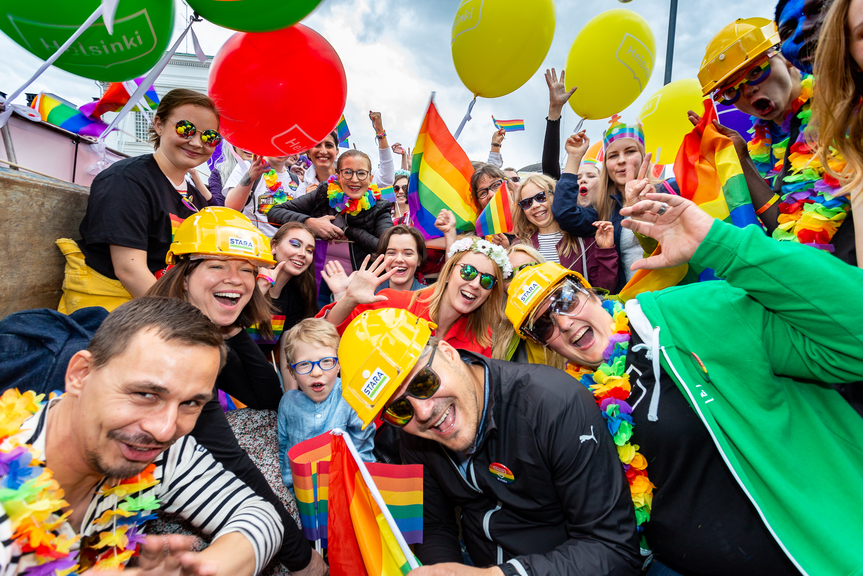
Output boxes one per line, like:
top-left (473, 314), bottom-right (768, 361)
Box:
top-left (208, 25), bottom-right (347, 156)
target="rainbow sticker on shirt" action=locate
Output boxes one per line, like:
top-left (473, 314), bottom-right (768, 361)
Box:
top-left (247, 315), bottom-right (285, 345)
top-left (169, 213), bottom-right (185, 241)
top-left (489, 462), bottom-right (514, 484)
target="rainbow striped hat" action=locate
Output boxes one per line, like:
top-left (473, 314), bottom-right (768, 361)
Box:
top-left (603, 115), bottom-right (645, 151)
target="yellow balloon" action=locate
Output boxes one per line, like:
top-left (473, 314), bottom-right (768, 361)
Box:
top-left (451, 0), bottom-right (555, 99)
top-left (565, 9), bottom-right (656, 120)
top-left (638, 79), bottom-right (707, 165)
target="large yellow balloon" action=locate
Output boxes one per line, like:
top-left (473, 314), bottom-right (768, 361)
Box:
top-left (638, 79), bottom-right (707, 165)
top-left (451, 0), bottom-right (555, 99)
top-left (565, 9), bottom-right (655, 120)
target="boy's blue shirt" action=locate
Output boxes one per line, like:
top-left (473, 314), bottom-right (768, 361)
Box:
top-left (277, 377), bottom-right (376, 491)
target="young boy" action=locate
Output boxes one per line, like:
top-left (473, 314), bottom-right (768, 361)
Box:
top-left (277, 318), bottom-right (375, 492)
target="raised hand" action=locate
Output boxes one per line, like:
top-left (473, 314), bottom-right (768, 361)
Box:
top-left (620, 193), bottom-right (714, 270)
top-left (545, 67), bottom-right (577, 120)
top-left (344, 254), bottom-right (397, 306)
top-left (369, 111), bottom-right (384, 134)
top-left (490, 233), bottom-right (510, 249)
top-left (247, 154), bottom-right (267, 182)
top-left (624, 152), bottom-right (653, 208)
top-left (305, 215), bottom-right (345, 241)
top-left (492, 128), bottom-right (506, 148)
top-left (392, 142), bottom-right (405, 155)
top-left (321, 260), bottom-right (355, 296)
top-left (565, 130), bottom-right (590, 158)
top-left (434, 209), bottom-right (456, 236)
top-left (593, 221), bottom-right (615, 249)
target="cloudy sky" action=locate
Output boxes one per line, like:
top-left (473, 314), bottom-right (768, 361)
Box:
top-left (1, 0), bottom-right (775, 169)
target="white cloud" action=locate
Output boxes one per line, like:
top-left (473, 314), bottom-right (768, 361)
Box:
top-left (1, 0), bottom-right (775, 169)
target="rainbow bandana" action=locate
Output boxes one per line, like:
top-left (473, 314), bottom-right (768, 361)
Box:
top-left (603, 115), bottom-right (645, 151)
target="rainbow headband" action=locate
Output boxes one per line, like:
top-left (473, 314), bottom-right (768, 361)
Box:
top-left (603, 115), bottom-right (645, 151)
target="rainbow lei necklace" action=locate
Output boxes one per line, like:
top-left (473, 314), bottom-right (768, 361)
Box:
top-left (0, 389), bottom-right (161, 574)
top-left (747, 75), bottom-right (850, 251)
top-left (565, 301), bottom-right (655, 533)
top-left (326, 175), bottom-right (381, 216)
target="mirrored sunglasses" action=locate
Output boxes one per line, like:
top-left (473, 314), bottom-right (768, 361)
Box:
top-left (523, 280), bottom-right (591, 344)
top-left (174, 120), bottom-right (222, 148)
top-left (460, 263), bottom-right (497, 290)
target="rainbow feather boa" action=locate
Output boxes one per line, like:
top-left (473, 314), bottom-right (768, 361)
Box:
top-left (326, 175), bottom-right (381, 216)
top-left (0, 389), bottom-right (161, 574)
top-left (747, 75), bottom-right (850, 251)
top-left (565, 300), bottom-right (655, 532)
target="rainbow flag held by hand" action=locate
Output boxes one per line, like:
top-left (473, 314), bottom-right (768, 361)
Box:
top-left (475, 181), bottom-right (514, 236)
top-left (378, 186), bottom-right (397, 203)
top-left (328, 433), bottom-right (421, 576)
top-left (492, 116), bottom-right (525, 132)
top-left (79, 78), bottom-right (160, 120)
top-left (30, 93), bottom-right (108, 138)
top-left (619, 101), bottom-right (757, 300)
top-left (288, 432), bottom-right (423, 549)
top-left (408, 97), bottom-right (478, 240)
top-left (336, 115), bottom-right (351, 149)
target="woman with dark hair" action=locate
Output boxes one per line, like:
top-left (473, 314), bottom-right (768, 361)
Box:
top-left (145, 206), bottom-right (326, 575)
top-left (268, 149), bottom-right (393, 307)
top-left (391, 170), bottom-right (411, 225)
top-left (59, 88), bottom-right (222, 314)
top-left (374, 225), bottom-right (426, 293)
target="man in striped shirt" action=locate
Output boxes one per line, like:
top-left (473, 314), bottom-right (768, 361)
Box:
top-left (0, 298), bottom-right (287, 575)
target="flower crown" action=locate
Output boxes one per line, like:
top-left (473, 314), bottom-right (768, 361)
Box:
top-left (447, 237), bottom-right (513, 279)
top-left (603, 115), bottom-right (645, 151)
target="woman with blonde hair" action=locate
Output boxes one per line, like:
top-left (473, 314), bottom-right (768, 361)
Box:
top-left (316, 237), bottom-right (511, 357)
top-left (811, 0), bottom-right (863, 267)
top-left (513, 173), bottom-right (618, 291)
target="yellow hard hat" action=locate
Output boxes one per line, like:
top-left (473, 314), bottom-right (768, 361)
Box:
top-left (340, 308), bottom-right (436, 429)
top-left (166, 207), bottom-right (276, 267)
top-left (505, 262), bottom-right (590, 341)
top-left (698, 18), bottom-right (780, 96)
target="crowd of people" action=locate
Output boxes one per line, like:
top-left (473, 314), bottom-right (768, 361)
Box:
top-left (2, 2), bottom-right (863, 575)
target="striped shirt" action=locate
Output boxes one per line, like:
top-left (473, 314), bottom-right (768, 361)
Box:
top-left (0, 400), bottom-right (282, 575)
top-left (537, 232), bottom-right (562, 264)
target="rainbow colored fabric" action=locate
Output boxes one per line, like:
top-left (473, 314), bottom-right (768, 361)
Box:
top-left (492, 116), bottom-right (525, 132)
top-left (247, 315), bottom-right (285, 345)
top-left (30, 92), bottom-right (108, 138)
top-left (407, 99), bottom-right (478, 240)
top-left (378, 186), bottom-right (397, 203)
top-left (328, 434), bottom-right (421, 576)
top-left (475, 181), bottom-right (514, 236)
top-left (619, 101), bottom-right (757, 299)
top-left (603, 115), bottom-right (645, 151)
top-left (79, 78), bottom-right (160, 120)
top-left (336, 114), bottom-right (351, 149)
top-left (288, 432), bottom-right (423, 548)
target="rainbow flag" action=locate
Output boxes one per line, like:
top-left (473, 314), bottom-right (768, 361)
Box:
top-left (328, 434), bottom-right (420, 576)
top-left (475, 181), bottom-right (514, 236)
top-left (336, 114), bottom-right (351, 149)
top-left (618, 101), bottom-right (757, 300)
top-left (247, 315), bottom-right (285, 344)
top-left (79, 78), bottom-right (160, 120)
top-left (378, 186), bottom-right (397, 203)
top-left (30, 93), bottom-right (108, 138)
top-left (288, 432), bottom-right (423, 548)
top-left (407, 98), bottom-right (478, 240)
top-left (492, 116), bottom-right (525, 132)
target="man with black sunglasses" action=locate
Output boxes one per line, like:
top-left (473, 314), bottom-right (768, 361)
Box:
top-left (339, 308), bottom-right (641, 576)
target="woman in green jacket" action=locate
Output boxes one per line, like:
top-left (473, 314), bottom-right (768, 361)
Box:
top-left (506, 192), bottom-right (863, 576)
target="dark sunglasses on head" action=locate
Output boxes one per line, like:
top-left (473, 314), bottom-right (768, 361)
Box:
top-left (393, 185), bottom-right (409, 193)
top-left (513, 261), bottom-right (539, 275)
top-left (460, 263), bottom-right (497, 290)
top-left (382, 345), bottom-right (440, 427)
top-left (518, 191), bottom-right (548, 210)
top-left (174, 120), bottom-right (222, 148)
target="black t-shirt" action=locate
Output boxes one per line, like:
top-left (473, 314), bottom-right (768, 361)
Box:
top-left (78, 154), bottom-right (207, 279)
top-left (626, 329), bottom-right (799, 576)
top-left (256, 280), bottom-right (313, 355)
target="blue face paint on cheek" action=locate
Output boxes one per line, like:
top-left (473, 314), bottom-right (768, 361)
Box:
top-left (779, 0), bottom-right (808, 71)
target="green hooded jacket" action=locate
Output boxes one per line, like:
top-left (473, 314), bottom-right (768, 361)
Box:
top-left (633, 220), bottom-right (863, 576)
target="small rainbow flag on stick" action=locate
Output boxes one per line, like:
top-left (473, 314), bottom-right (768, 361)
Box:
top-left (79, 78), bottom-right (160, 120)
top-left (288, 432), bottom-right (424, 549)
top-left (408, 97), bottom-right (478, 240)
top-left (30, 93), bottom-right (108, 138)
top-left (475, 181), bottom-right (514, 236)
top-left (492, 116), bottom-right (525, 132)
top-left (336, 114), bottom-right (351, 149)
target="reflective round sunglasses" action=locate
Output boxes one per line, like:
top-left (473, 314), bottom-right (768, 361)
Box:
top-left (382, 345), bottom-right (440, 427)
top-left (174, 120), bottom-right (222, 148)
top-left (459, 263), bottom-right (497, 290)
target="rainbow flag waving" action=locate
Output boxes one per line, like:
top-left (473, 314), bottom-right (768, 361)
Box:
top-left (328, 433), bottom-right (421, 576)
top-left (30, 93), bottom-right (108, 138)
top-left (79, 78), bottom-right (160, 120)
top-left (336, 114), bottom-right (351, 149)
top-left (492, 116), bottom-right (525, 132)
top-left (619, 101), bottom-right (757, 300)
top-left (288, 432), bottom-right (423, 549)
top-left (408, 98), bottom-right (478, 240)
top-left (475, 181), bottom-right (514, 236)
top-left (378, 186), bottom-right (397, 203)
